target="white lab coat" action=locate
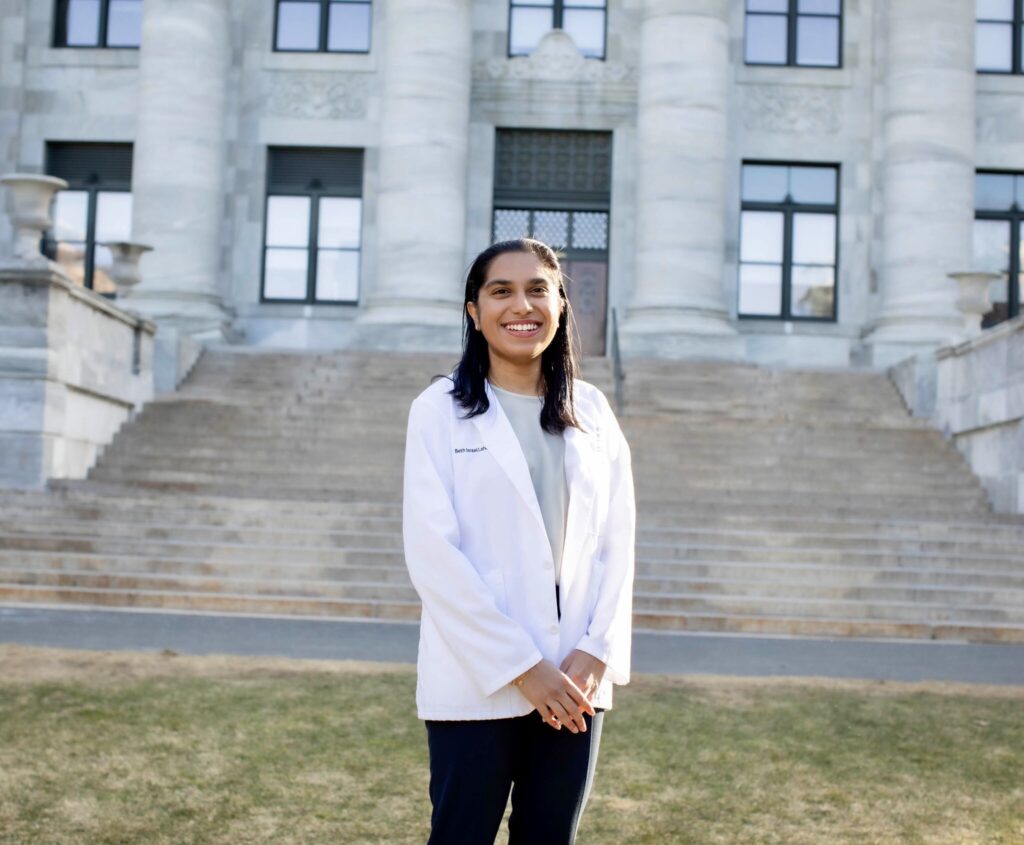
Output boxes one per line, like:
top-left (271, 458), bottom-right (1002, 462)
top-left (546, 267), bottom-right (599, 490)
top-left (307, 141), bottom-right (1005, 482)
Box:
top-left (402, 375), bottom-right (636, 720)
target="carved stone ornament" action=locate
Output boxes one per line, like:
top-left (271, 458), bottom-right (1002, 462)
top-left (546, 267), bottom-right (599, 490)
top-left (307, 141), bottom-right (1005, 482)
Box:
top-left (267, 72), bottom-right (369, 119)
top-left (742, 86), bottom-right (841, 134)
top-left (479, 30), bottom-right (631, 83)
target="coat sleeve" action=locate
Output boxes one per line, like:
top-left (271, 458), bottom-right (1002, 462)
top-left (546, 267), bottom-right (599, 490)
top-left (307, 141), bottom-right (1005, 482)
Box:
top-left (402, 395), bottom-right (545, 698)
top-left (573, 397), bottom-right (636, 686)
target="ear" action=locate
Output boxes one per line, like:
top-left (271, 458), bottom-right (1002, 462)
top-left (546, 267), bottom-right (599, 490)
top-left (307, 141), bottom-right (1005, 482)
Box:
top-left (466, 301), bottom-right (480, 330)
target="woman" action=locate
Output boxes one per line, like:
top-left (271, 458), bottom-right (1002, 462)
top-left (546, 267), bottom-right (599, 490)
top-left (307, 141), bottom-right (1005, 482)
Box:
top-left (402, 238), bottom-right (636, 845)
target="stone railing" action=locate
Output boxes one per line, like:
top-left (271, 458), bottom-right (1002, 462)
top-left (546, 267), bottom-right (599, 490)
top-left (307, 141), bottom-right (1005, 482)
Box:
top-left (890, 315), bottom-right (1024, 514)
top-left (0, 174), bottom-right (157, 489)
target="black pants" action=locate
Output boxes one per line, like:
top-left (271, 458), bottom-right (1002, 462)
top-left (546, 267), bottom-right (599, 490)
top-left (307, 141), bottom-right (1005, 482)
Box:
top-left (423, 584), bottom-right (605, 845)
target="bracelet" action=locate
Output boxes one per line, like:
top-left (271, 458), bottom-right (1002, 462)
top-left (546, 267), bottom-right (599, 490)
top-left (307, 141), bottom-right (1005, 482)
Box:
top-left (510, 670), bottom-right (529, 687)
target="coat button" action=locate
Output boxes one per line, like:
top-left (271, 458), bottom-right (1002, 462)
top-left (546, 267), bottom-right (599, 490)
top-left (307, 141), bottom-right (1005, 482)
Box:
top-left (549, 623), bottom-right (559, 634)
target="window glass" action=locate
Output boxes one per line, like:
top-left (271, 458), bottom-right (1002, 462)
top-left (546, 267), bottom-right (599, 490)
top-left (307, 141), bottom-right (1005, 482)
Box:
top-left (315, 250), bottom-right (360, 301)
top-left (66, 0), bottom-right (101, 46)
top-left (563, 8), bottom-right (604, 58)
top-left (789, 167), bottom-right (837, 204)
top-left (745, 14), bottom-right (788, 64)
top-left (53, 191), bottom-right (89, 243)
top-left (742, 165), bottom-right (789, 203)
top-left (740, 211), bottom-right (784, 263)
top-left (277, 2), bottom-right (321, 50)
top-left (533, 210), bottom-right (569, 249)
top-left (790, 265), bottom-right (835, 317)
top-left (94, 191), bottom-right (132, 242)
top-left (798, 0), bottom-right (840, 13)
top-left (976, 0), bottom-right (1015, 20)
top-left (976, 22), bottom-right (1014, 71)
top-left (738, 265), bottom-right (783, 316)
top-left (972, 219), bottom-right (1011, 273)
top-left (976, 173), bottom-right (1015, 210)
top-left (1016, 175), bottom-right (1024, 208)
top-left (564, 0), bottom-right (600, 6)
top-left (264, 249), bottom-right (309, 299)
top-left (266, 196), bottom-right (311, 247)
top-left (792, 213), bottom-right (836, 265)
top-left (494, 209), bottom-right (531, 241)
top-left (318, 198), bottom-right (362, 249)
top-left (107, 0), bottom-right (142, 47)
top-left (571, 212), bottom-right (608, 250)
top-left (328, 2), bottom-right (371, 51)
top-left (747, 0), bottom-right (787, 11)
top-left (509, 7), bottom-right (553, 55)
top-left (796, 16), bottom-right (840, 65)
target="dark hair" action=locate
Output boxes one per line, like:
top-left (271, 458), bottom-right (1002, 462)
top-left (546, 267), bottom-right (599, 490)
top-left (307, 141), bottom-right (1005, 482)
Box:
top-left (447, 238), bottom-right (582, 434)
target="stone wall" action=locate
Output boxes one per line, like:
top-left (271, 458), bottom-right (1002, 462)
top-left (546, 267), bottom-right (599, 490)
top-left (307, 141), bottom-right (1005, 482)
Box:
top-left (890, 316), bottom-right (1024, 514)
top-left (0, 266), bottom-right (155, 488)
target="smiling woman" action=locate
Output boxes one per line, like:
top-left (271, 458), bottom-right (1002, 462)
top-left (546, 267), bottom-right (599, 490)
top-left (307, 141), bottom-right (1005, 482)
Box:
top-left (402, 238), bottom-right (636, 844)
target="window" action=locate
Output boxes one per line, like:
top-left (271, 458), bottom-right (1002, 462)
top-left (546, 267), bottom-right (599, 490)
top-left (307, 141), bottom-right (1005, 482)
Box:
top-left (262, 148), bottom-right (364, 304)
top-left (744, 0), bottom-right (841, 67)
top-left (738, 162), bottom-right (839, 320)
top-left (43, 142), bottom-right (133, 296)
top-left (976, 0), bottom-right (1024, 74)
top-left (274, 0), bottom-right (371, 53)
top-left (973, 171), bottom-right (1023, 327)
top-left (493, 129), bottom-right (612, 355)
top-left (54, 0), bottom-right (142, 48)
top-left (509, 0), bottom-right (607, 59)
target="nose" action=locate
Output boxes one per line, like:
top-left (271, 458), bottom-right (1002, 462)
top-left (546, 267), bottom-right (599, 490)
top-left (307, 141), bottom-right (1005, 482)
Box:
top-left (511, 290), bottom-right (533, 314)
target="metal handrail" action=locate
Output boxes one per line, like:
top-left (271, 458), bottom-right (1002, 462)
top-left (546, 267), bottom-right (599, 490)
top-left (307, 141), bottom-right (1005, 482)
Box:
top-left (610, 306), bottom-right (625, 416)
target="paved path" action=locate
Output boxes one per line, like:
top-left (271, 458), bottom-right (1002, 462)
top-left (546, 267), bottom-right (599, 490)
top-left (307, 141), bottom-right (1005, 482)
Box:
top-left (2, 604), bottom-right (1022, 686)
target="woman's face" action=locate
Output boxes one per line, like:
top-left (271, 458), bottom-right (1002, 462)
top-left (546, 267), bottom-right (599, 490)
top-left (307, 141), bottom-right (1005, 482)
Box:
top-left (466, 250), bottom-right (564, 369)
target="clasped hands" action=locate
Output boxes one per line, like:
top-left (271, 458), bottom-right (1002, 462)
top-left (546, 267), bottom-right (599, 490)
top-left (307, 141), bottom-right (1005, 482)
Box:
top-left (514, 649), bottom-right (606, 734)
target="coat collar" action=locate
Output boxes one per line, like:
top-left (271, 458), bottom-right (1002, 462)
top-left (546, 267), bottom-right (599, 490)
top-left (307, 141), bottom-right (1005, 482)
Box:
top-left (469, 379), bottom-right (599, 596)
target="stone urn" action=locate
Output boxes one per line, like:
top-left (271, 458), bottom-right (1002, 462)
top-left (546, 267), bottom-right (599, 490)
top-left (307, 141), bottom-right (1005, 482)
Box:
top-left (101, 241), bottom-right (153, 289)
top-left (0, 173), bottom-right (68, 263)
top-left (948, 271), bottom-right (1000, 338)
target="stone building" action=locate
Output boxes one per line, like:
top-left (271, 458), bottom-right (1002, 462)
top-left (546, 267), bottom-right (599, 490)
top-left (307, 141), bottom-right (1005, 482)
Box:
top-left (1, 0), bottom-right (1022, 370)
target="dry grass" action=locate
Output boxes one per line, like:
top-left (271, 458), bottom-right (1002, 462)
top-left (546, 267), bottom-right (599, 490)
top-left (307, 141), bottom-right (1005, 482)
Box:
top-left (1, 645), bottom-right (1022, 844)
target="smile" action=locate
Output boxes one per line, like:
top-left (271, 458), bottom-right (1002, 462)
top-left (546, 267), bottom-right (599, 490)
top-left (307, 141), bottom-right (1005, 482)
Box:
top-left (502, 322), bottom-right (542, 336)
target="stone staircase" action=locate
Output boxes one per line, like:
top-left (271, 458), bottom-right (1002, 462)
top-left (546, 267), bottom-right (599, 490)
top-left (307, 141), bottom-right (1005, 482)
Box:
top-left (1, 347), bottom-right (1023, 642)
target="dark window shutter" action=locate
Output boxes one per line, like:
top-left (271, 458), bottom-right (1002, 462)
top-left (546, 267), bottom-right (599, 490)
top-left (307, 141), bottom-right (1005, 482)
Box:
top-left (494, 129), bottom-right (612, 210)
top-left (46, 142), bottom-right (133, 189)
top-left (267, 147), bottom-right (364, 196)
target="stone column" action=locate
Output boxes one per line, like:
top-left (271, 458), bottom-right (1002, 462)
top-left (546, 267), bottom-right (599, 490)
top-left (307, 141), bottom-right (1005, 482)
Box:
top-left (121, 0), bottom-right (231, 339)
top-left (864, 0), bottom-right (976, 366)
top-left (357, 0), bottom-right (470, 341)
top-left (621, 0), bottom-right (741, 360)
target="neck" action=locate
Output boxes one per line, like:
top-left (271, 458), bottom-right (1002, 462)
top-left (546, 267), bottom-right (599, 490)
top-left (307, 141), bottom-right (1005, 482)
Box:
top-left (487, 355), bottom-right (543, 396)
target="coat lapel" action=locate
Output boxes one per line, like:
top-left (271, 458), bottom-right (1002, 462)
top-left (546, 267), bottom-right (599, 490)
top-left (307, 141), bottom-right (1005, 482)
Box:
top-left (470, 380), bottom-right (548, 540)
top-left (559, 418), bottom-right (599, 597)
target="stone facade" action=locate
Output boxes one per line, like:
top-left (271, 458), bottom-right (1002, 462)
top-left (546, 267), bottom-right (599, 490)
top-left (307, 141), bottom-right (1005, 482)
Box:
top-left (2, 0), bottom-right (1023, 368)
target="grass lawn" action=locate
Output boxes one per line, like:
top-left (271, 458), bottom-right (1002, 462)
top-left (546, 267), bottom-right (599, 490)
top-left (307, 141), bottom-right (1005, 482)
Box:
top-left (0, 644), bottom-right (1021, 844)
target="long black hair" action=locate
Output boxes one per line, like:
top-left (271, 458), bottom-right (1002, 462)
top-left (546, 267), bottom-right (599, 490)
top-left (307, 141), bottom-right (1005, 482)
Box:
top-left (447, 238), bottom-right (583, 434)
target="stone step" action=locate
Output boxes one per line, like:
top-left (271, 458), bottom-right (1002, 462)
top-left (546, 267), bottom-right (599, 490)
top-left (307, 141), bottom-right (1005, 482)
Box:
top-left (3, 515), bottom-right (1021, 558)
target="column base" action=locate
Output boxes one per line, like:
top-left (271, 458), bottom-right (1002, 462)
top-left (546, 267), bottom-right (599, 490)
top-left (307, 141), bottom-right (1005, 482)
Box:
top-left (861, 316), bottom-right (966, 368)
top-left (353, 298), bottom-right (464, 352)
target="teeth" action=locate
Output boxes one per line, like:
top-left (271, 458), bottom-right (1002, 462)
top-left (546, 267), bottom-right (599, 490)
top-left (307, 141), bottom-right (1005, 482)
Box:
top-left (505, 323), bottom-right (540, 331)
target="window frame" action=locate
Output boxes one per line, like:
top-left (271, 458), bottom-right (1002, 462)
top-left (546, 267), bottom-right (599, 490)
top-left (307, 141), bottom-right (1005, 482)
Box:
top-left (272, 0), bottom-right (373, 55)
top-left (53, 0), bottom-right (142, 49)
top-left (974, 169), bottom-right (1023, 326)
top-left (737, 160), bottom-right (841, 322)
top-left (743, 0), bottom-right (843, 69)
top-left (43, 142), bottom-right (133, 296)
top-left (507, 0), bottom-right (608, 60)
top-left (976, 0), bottom-right (1024, 75)
top-left (260, 149), bottom-right (364, 306)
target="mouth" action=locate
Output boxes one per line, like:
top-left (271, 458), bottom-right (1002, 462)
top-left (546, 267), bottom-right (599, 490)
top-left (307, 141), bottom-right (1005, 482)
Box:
top-left (501, 321), bottom-right (543, 338)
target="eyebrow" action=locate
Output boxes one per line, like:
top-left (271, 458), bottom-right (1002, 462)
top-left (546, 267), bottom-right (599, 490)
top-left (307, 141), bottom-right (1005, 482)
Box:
top-left (481, 277), bottom-right (553, 288)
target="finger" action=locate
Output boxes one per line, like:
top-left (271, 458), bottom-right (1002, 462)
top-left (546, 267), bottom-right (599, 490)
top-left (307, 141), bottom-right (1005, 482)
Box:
top-left (551, 699), bottom-right (581, 734)
top-left (543, 704), bottom-right (563, 731)
top-left (564, 679), bottom-right (596, 717)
